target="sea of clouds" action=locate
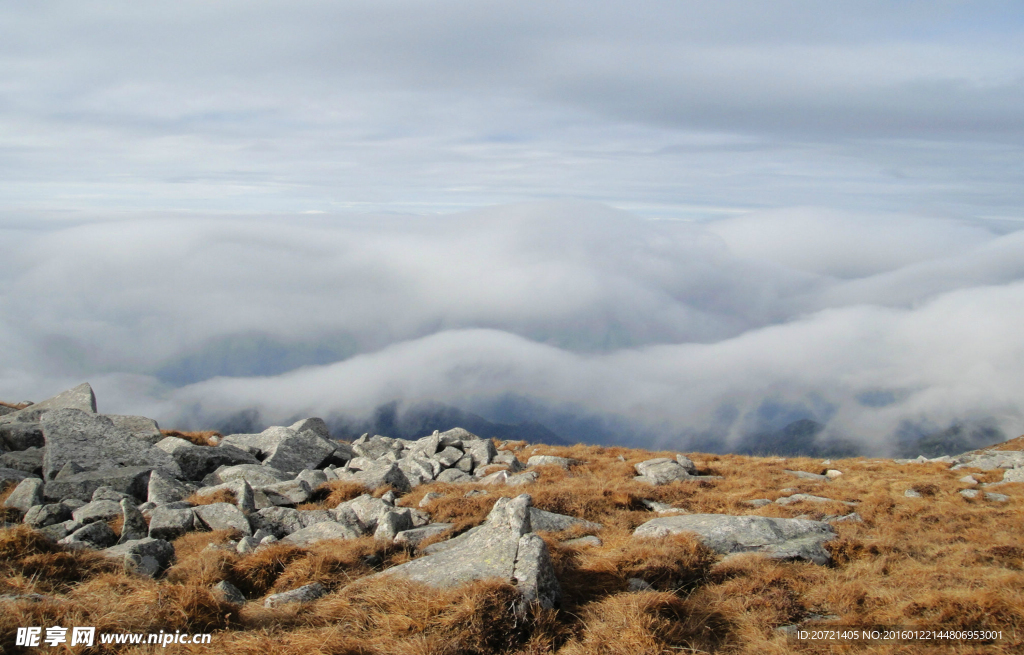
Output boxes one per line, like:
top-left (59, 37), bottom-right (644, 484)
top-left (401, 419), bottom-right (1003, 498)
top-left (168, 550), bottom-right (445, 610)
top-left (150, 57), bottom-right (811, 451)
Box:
top-left (3, 201), bottom-right (1022, 454)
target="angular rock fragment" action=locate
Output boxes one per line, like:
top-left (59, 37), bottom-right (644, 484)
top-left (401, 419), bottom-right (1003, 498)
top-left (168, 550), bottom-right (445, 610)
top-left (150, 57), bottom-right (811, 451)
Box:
top-left (0, 447), bottom-right (43, 475)
top-left (527, 455), bottom-right (577, 469)
top-left (394, 523), bottom-right (454, 548)
top-left (377, 494), bottom-right (561, 609)
top-left (0, 383), bottom-right (96, 425)
top-left (148, 506), bottom-right (195, 541)
top-left (40, 409), bottom-right (180, 480)
top-left (264, 582), bottom-right (326, 608)
top-left (0, 422), bottom-right (45, 451)
top-left (118, 499), bottom-right (149, 543)
top-left (44, 466), bottom-right (155, 503)
top-left (24, 503), bottom-right (73, 528)
top-left (147, 469), bottom-right (197, 506)
top-left (71, 500), bottom-right (122, 525)
top-left (103, 537), bottom-right (175, 577)
top-left (194, 503), bottom-right (252, 536)
top-left (528, 508), bottom-right (602, 533)
top-left (214, 580), bottom-right (247, 604)
top-left (282, 520), bottom-right (362, 545)
top-left (61, 520), bottom-right (118, 549)
top-left (3, 478), bottom-right (44, 512)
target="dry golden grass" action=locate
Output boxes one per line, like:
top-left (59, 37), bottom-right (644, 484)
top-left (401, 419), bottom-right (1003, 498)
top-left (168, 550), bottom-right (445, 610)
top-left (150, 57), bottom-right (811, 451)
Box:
top-left (187, 488), bottom-right (238, 506)
top-left (161, 429), bottom-right (223, 447)
top-left (2, 437), bottom-right (1023, 653)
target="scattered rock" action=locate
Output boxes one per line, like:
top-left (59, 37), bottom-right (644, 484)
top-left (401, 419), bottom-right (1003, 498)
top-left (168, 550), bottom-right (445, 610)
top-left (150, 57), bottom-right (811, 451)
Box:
top-left (264, 582), bottom-right (327, 608)
top-left (783, 470), bottom-right (828, 481)
top-left (633, 514), bottom-right (836, 565)
top-left (118, 499), bottom-right (149, 543)
top-left (214, 580), bottom-right (246, 604)
top-left (394, 523), bottom-right (454, 548)
top-left (0, 383), bottom-right (96, 425)
top-left (194, 503), bottom-right (252, 536)
top-left (529, 508), bottom-right (602, 533)
top-left (377, 494), bottom-right (561, 609)
top-left (3, 478), bottom-right (44, 512)
top-left (103, 537), bottom-right (175, 577)
top-left (527, 455), bottom-right (577, 469)
top-left (147, 506), bottom-right (195, 540)
top-left (563, 535), bottom-right (602, 548)
top-left (60, 520), bottom-right (118, 549)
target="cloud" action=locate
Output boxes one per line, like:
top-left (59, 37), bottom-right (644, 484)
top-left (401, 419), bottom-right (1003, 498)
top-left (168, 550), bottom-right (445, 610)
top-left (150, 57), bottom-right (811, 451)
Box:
top-left (3, 201), bottom-right (1023, 453)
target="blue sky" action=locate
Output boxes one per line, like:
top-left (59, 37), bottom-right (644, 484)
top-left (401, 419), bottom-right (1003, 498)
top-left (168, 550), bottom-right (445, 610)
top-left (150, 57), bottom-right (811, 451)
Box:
top-left (2, 2), bottom-right (1024, 452)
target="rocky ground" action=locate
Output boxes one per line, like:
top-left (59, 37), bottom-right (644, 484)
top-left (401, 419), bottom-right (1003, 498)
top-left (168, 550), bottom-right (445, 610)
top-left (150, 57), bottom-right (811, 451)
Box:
top-left (1, 384), bottom-right (1022, 653)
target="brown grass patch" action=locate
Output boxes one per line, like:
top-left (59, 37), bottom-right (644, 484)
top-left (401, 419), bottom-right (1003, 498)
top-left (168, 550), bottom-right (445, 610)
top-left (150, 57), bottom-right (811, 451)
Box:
top-left (0, 400), bottom-right (30, 410)
top-left (160, 429), bottom-right (222, 446)
top-left (186, 488), bottom-right (238, 506)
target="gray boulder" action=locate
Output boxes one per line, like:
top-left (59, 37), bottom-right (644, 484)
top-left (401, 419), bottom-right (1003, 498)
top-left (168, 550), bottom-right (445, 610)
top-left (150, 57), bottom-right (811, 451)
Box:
top-left (776, 494), bottom-right (856, 507)
top-left (3, 478), bottom-right (44, 512)
top-left (336, 494), bottom-right (391, 532)
top-left (262, 430), bottom-right (338, 472)
top-left (564, 535), bottom-right (602, 548)
top-left (394, 523), bottom-right (454, 548)
top-left (24, 503), bottom-right (73, 528)
top-left (154, 437), bottom-right (258, 481)
top-left (103, 537), bottom-right (175, 577)
top-left (0, 467), bottom-right (31, 486)
top-left (288, 418), bottom-right (331, 440)
top-left (249, 506), bottom-right (336, 538)
top-left (264, 582), bottom-right (326, 608)
top-left (40, 409), bottom-right (181, 480)
top-left (507, 471), bottom-right (540, 486)
top-left (676, 455), bottom-right (698, 474)
top-left (527, 455), bottom-right (578, 469)
top-left (60, 520), bottom-right (118, 549)
top-left (633, 514), bottom-right (837, 565)
top-left (0, 447), bottom-right (43, 475)
top-left (107, 415), bottom-right (164, 445)
top-left (0, 422), bottom-right (45, 451)
top-left (634, 458), bottom-right (691, 485)
top-left (193, 503), bottom-right (252, 536)
top-left (281, 520), bottom-right (362, 545)
top-left (464, 438), bottom-right (497, 469)
top-left (92, 487), bottom-right (134, 502)
top-left (374, 509), bottom-right (413, 542)
top-left (295, 469), bottom-right (328, 490)
top-left (434, 446), bottom-right (463, 467)
top-left (378, 494), bottom-right (561, 609)
top-left (214, 580), bottom-right (247, 604)
top-left (44, 466), bottom-right (155, 502)
top-left (207, 464), bottom-right (291, 488)
top-left (147, 506), bottom-right (195, 540)
top-left (952, 451), bottom-right (1024, 471)
top-left (0, 383), bottom-right (96, 425)
top-left (261, 479), bottom-right (311, 506)
top-left (338, 460), bottom-right (411, 492)
top-left (436, 468), bottom-right (472, 484)
top-left (784, 469), bottom-right (829, 481)
top-left (529, 508), bottom-right (602, 533)
top-left (38, 520), bottom-right (83, 541)
top-left (72, 499), bottom-right (122, 525)
top-left (118, 499), bottom-right (149, 543)
top-left (352, 434), bottom-right (402, 460)
top-left (147, 469), bottom-right (196, 505)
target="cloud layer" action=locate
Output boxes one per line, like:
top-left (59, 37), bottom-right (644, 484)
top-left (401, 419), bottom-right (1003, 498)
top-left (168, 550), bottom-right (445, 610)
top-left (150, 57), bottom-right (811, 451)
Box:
top-left (3, 202), bottom-right (1023, 453)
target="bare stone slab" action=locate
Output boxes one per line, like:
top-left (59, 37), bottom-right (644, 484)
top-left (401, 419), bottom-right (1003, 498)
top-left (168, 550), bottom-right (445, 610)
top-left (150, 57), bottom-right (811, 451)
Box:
top-left (633, 514), bottom-right (836, 565)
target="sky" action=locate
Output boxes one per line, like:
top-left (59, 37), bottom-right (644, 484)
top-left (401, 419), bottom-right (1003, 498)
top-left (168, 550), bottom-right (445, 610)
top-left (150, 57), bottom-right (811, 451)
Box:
top-left (2, 2), bottom-right (1023, 453)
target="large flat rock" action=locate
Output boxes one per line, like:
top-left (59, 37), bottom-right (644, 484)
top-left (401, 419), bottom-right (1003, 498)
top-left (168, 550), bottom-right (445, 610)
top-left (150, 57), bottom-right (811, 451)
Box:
top-left (633, 514), bottom-right (836, 565)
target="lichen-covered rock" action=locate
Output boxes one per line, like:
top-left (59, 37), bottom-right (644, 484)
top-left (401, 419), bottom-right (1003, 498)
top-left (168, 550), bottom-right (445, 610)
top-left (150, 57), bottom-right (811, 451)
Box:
top-left (377, 494), bottom-right (561, 609)
top-left (633, 514), bottom-right (836, 565)
top-left (40, 409), bottom-right (180, 480)
top-left (394, 523), bottom-right (454, 547)
top-left (0, 383), bottom-right (96, 425)
top-left (147, 469), bottom-right (196, 506)
top-left (193, 502), bottom-right (252, 536)
top-left (281, 520), bottom-right (362, 545)
top-left (264, 582), bottom-right (326, 608)
top-left (103, 537), bottom-right (175, 577)
top-left (71, 499), bottom-right (122, 525)
top-left (3, 478), bottom-right (44, 512)
top-left (24, 503), bottom-right (73, 528)
top-left (60, 520), bottom-right (118, 549)
top-left (147, 506), bottom-right (195, 541)
top-left (527, 455), bottom-right (578, 469)
top-left (118, 499), bottom-right (149, 543)
top-left (528, 508), bottom-right (602, 533)
top-left (44, 466), bottom-right (155, 503)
